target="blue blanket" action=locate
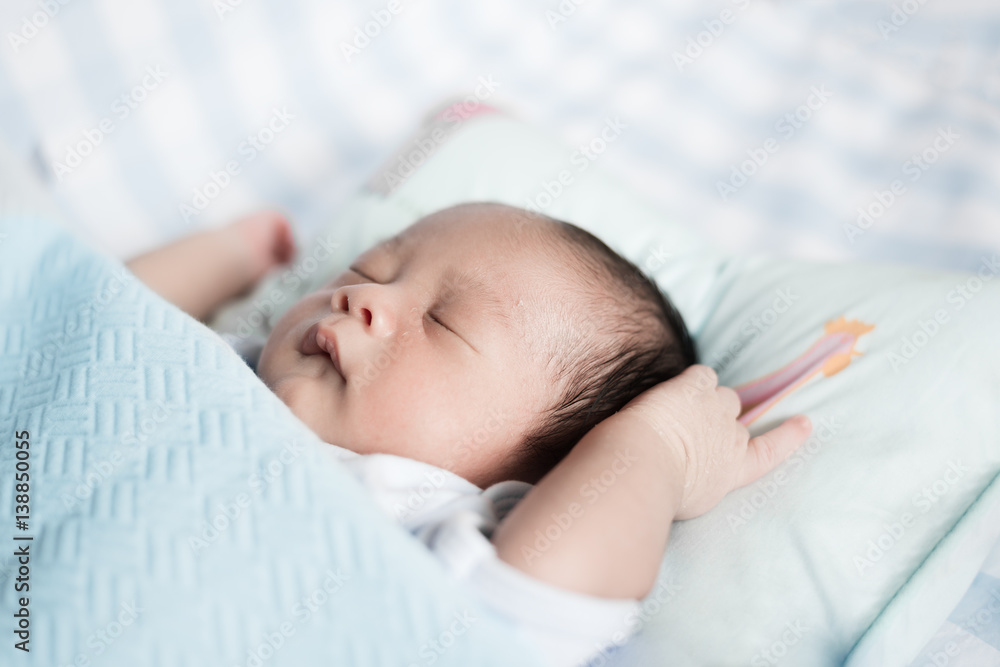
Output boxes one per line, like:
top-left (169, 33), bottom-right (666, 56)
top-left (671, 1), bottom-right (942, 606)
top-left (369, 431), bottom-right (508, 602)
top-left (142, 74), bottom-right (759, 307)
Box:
top-left (0, 215), bottom-right (543, 667)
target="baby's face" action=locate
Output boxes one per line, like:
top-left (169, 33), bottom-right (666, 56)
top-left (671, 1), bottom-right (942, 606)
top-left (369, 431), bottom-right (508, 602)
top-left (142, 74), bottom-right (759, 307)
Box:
top-left (258, 204), bottom-right (573, 488)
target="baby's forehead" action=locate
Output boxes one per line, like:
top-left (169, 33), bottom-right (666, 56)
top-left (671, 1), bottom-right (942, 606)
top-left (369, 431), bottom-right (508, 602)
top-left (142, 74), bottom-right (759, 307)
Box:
top-left (423, 208), bottom-right (589, 283)
top-left (405, 208), bottom-right (583, 284)
top-left (395, 203), bottom-right (551, 246)
top-left (368, 200), bottom-right (594, 290)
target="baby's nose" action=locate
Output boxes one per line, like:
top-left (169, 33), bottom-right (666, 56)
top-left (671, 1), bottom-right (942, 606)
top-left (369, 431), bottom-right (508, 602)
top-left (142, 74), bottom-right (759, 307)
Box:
top-left (331, 284), bottom-right (398, 337)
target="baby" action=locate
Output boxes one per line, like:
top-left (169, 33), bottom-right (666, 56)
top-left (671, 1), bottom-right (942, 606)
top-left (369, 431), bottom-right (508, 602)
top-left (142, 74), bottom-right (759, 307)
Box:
top-left (127, 202), bottom-right (811, 666)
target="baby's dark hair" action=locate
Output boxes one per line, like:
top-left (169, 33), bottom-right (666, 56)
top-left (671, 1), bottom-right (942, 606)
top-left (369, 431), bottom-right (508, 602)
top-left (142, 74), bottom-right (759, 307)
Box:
top-left (512, 218), bottom-right (697, 483)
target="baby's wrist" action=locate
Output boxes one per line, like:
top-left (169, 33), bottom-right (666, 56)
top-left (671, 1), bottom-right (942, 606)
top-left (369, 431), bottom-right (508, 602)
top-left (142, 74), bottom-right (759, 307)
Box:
top-left (222, 212), bottom-right (295, 288)
top-left (594, 410), bottom-right (687, 511)
top-left (235, 225), bottom-right (266, 279)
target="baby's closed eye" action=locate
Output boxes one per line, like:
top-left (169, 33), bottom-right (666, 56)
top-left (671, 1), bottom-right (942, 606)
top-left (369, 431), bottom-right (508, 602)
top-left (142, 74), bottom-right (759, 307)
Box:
top-left (427, 310), bottom-right (451, 331)
top-left (348, 265), bottom-right (376, 282)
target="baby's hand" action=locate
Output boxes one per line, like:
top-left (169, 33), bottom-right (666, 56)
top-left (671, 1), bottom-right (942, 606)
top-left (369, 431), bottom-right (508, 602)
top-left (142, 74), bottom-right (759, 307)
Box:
top-left (616, 365), bottom-right (811, 520)
top-left (228, 210), bottom-right (297, 283)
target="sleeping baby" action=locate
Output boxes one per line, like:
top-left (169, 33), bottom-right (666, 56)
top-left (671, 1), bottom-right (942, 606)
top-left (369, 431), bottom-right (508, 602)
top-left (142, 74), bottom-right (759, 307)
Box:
top-left (126, 202), bottom-right (812, 667)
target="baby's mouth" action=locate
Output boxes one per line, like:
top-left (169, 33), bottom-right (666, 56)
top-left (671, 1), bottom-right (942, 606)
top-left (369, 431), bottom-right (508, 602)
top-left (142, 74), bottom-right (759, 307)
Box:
top-left (300, 320), bottom-right (344, 378)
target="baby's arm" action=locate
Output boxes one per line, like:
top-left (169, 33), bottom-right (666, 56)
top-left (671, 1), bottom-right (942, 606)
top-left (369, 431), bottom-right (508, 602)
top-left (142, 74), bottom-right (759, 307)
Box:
top-left (491, 365), bottom-right (812, 599)
top-left (126, 211), bottom-right (295, 320)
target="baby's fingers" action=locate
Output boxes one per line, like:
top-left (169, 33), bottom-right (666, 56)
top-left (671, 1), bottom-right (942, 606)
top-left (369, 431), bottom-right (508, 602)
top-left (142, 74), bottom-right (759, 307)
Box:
top-left (737, 416), bottom-right (812, 488)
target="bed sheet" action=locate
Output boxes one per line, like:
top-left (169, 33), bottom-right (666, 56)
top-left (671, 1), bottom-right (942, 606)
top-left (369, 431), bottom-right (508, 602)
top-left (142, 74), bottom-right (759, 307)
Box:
top-left (2, 3), bottom-right (999, 664)
top-left (0, 0), bottom-right (997, 269)
top-left (906, 537), bottom-right (1000, 667)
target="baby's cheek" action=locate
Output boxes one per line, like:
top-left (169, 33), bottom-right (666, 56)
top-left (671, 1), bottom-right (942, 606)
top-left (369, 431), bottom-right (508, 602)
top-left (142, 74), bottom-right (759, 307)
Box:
top-left (271, 376), bottom-right (320, 421)
top-left (257, 324), bottom-right (296, 380)
top-left (355, 365), bottom-right (457, 454)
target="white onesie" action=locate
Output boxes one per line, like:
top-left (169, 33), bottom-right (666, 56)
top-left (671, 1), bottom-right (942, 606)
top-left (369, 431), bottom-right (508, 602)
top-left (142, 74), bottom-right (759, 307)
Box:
top-left (331, 447), bottom-right (643, 667)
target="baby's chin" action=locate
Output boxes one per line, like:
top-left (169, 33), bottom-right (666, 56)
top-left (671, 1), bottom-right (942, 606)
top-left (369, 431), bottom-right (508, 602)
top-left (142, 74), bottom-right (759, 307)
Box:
top-left (264, 372), bottom-right (345, 445)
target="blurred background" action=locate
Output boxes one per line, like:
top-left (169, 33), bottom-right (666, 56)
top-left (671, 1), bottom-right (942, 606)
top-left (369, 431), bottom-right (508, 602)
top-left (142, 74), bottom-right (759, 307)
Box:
top-left (0, 0), bottom-right (997, 269)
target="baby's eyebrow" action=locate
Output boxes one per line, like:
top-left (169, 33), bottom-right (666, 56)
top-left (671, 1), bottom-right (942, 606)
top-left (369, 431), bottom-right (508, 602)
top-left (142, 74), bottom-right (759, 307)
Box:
top-left (371, 234), bottom-right (404, 256)
top-left (441, 267), bottom-right (510, 329)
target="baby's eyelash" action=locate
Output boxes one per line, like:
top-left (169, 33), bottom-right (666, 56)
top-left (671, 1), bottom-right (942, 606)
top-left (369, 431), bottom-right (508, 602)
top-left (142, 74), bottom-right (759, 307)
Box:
top-left (349, 266), bottom-right (374, 282)
top-left (427, 311), bottom-right (451, 332)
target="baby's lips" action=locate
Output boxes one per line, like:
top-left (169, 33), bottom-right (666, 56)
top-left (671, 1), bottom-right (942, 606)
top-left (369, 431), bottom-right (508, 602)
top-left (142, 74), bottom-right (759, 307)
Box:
top-left (300, 320), bottom-right (344, 378)
top-left (299, 321), bottom-right (322, 355)
top-left (317, 330), bottom-right (343, 377)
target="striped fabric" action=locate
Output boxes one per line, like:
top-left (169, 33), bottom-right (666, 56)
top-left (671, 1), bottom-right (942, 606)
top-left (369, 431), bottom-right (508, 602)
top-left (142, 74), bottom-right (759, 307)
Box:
top-left (908, 537), bottom-right (1000, 667)
top-left (2, 2), bottom-right (999, 665)
top-left (0, 0), bottom-right (998, 267)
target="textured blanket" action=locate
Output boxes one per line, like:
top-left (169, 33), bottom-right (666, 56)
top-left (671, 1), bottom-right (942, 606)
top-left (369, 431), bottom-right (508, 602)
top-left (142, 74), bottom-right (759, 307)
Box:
top-left (0, 214), bottom-right (543, 667)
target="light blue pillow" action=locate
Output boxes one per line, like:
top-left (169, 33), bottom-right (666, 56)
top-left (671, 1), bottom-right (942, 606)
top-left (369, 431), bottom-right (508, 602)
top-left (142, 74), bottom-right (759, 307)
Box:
top-left (239, 108), bottom-right (999, 667)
